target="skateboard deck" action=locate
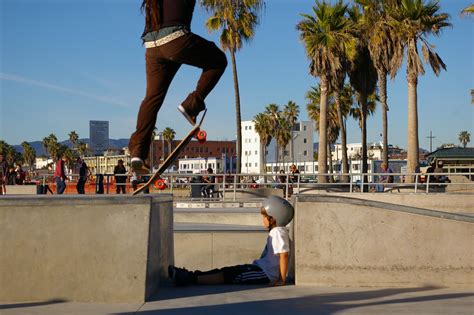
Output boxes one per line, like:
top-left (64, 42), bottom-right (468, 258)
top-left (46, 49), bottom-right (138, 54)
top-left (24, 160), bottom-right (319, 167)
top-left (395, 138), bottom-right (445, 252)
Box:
top-left (132, 109), bottom-right (207, 195)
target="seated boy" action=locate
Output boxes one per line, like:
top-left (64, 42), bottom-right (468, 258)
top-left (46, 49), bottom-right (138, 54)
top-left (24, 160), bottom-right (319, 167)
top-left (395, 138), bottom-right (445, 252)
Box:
top-left (169, 196), bottom-right (294, 286)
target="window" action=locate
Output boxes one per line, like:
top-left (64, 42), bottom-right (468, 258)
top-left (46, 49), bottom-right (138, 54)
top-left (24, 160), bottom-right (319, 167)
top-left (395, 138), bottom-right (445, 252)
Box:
top-left (304, 150), bottom-right (307, 156)
top-left (255, 163), bottom-right (258, 167)
top-left (304, 125), bottom-right (307, 131)
top-left (255, 150), bottom-right (258, 155)
top-left (303, 138), bottom-right (307, 143)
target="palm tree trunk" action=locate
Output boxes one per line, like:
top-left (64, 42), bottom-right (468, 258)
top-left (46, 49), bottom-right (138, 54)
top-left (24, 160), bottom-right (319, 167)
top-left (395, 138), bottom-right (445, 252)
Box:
top-left (378, 70), bottom-right (389, 166)
top-left (407, 73), bottom-right (419, 183)
top-left (230, 50), bottom-right (242, 178)
top-left (327, 141), bottom-right (334, 183)
top-left (334, 91), bottom-right (349, 183)
top-left (318, 77), bottom-right (329, 183)
top-left (290, 130), bottom-right (294, 164)
top-left (259, 141), bottom-right (265, 178)
top-left (360, 93), bottom-right (368, 191)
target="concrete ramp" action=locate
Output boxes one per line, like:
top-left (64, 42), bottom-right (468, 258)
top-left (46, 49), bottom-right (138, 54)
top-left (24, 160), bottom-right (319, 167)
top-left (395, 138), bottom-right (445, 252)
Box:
top-left (294, 195), bottom-right (474, 288)
top-left (0, 195), bottom-right (174, 303)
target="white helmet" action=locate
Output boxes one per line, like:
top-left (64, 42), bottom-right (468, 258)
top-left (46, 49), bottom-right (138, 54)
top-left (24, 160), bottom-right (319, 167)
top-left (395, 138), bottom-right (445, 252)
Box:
top-left (262, 196), bottom-right (294, 227)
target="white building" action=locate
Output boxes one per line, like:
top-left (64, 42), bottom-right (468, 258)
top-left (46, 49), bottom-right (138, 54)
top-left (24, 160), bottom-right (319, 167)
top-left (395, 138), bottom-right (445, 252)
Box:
top-left (178, 157), bottom-right (223, 174)
top-left (333, 142), bottom-right (384, 161)
top-left (242, 120), bottom-right (314, 174)
top-left (35, 157), bottom-right (54, 170)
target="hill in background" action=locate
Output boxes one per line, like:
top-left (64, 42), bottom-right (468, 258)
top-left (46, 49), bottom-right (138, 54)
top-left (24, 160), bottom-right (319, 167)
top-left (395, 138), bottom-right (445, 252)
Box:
top-left (13, 139), bottom-right (130, 156)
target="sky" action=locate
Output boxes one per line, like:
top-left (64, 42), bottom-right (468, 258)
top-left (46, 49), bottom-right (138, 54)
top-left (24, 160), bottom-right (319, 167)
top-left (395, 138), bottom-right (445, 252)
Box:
top-left (1, 0), bottom-right (473, 151)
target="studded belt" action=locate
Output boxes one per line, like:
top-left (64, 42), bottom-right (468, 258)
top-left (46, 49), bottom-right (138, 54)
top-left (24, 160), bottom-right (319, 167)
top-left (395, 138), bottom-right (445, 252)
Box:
top-left (144, 29), bottom-right (189, 48)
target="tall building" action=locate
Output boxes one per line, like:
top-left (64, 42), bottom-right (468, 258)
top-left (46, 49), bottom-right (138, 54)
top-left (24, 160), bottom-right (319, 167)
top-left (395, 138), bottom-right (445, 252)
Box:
top-left (242, 120), bottom-right (314, 174)
top-left (89, 121), bottom-right (109, 155)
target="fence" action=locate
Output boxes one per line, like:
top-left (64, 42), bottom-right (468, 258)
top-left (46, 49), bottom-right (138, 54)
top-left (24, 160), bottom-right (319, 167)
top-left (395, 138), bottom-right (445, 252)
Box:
top-left (26, 170), bottom-right (474, 198)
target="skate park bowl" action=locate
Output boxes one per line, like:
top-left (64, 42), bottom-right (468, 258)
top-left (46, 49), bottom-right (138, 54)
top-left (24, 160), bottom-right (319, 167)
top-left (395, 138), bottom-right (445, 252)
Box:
top-left (0, 195), bottom-right (173, 303)
top-left (293, 194), bottom-right (474, 288)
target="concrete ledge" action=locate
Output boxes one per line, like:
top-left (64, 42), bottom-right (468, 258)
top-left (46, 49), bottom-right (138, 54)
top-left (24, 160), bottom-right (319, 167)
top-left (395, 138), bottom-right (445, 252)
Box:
top-left (174, 223), bottom-right (267, 271)
top-left (174, 208), bottom-right (262, 226)
top-left (294, 195), bottom-right (474, 288)
top-left (4, 185), bottom-right (37, 195)
top-left (0, 195), bottom-right (174, 303)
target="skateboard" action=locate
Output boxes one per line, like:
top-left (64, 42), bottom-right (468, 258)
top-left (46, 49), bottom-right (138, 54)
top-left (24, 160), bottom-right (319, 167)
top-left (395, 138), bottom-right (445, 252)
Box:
top-left (132, 109), bottom-right (207, 195)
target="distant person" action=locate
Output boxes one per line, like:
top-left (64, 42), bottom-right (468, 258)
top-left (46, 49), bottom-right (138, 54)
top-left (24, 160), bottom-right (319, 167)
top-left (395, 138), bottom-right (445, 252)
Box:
top-left (278, 170), bottom-right (291, 198)
top-left (434, 160), bottom-right (450, 184)
top-left (76, 158), bottom-right (89, 194)
top-left (128, 0), bottom-right (227, 173)
top-left (7, 166), bottom-right (16, 185)
top-left (130, 171), bottom-right (140, 191)
top-left (377, 163), bottom-right (393, 192)
top-left (114, 159), bottom-right (128, 194)
top-left (0, 153), bottom-right (7, 194)
top-left (289, 164), bottom-right (300, 184)
top-left (201, 167), bottom-right (215, 197)
top-left (15, 164), bottom-right (26, 185)
top-left (169, 196), bottom-right (293, 286)
top-left (54, 155), bottom-right (68, 194)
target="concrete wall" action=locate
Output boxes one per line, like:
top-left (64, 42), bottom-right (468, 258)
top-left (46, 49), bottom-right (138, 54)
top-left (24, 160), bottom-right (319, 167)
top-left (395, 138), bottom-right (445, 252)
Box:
top-left (294, 195), bottom-right (474, 288)
top-left (0, 195), bottom-right (173, 303)
top-left (4, 185), bottom-right (37, 195)
top-left (320, 193), bottom-right (474, 213)
top-left (174, 224), bottom-right (267, 271)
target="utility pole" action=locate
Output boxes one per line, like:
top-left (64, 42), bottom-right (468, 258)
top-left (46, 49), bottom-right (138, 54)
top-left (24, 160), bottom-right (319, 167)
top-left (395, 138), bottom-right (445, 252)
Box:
top-left (427, 131), bottom-right (436, 153)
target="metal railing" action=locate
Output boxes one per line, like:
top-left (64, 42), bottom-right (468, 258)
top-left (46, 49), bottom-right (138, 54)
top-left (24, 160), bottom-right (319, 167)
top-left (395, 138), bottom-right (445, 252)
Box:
top-left (26, 170), bottom-right (474, 198)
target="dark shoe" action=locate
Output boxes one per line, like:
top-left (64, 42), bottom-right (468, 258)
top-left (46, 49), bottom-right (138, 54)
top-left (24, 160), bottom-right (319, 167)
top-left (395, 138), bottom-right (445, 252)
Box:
top-left (178, 92), bottom-right (206, 126)
top-left (178, 105), bottom-right (198, 125)
top-left (131, 157), bottom-right (150, 174)
top-left (168, 265), bottom-right (194, 286)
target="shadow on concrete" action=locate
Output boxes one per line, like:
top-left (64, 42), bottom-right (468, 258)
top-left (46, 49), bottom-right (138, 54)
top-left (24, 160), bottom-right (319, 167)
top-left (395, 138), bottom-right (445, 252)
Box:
top-left (0, 299), bottom-right (67, 310)
top-left (116, 286), bottom-right (474, 315)
top-left (149, 284), bottom-right (268, 301)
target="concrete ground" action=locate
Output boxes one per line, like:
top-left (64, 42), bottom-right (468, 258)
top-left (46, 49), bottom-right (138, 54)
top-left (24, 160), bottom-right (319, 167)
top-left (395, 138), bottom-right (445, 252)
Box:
top-left (1, 285), bottom-right (473, 315)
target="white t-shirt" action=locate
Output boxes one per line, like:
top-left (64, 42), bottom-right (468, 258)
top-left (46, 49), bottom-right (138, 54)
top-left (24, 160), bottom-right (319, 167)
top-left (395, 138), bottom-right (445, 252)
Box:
top-left (253, 226), bottom-right (290, 282)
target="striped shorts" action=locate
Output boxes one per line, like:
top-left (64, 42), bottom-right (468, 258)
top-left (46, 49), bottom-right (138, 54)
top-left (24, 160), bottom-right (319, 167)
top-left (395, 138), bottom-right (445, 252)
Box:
top-left (221, 264), bottom-right (270, 284)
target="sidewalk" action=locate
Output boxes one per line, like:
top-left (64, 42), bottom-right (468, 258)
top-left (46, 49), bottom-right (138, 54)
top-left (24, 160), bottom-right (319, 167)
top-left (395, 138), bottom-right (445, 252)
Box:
top-left (1, 285), bottom-right (473, 315)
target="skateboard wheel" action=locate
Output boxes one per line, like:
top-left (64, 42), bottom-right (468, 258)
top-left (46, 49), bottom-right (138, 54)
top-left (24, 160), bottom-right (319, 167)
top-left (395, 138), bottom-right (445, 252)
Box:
top-left (196, 130), bottom-right (207, 142)
top-left (154, 179), bottom-right (167, 190)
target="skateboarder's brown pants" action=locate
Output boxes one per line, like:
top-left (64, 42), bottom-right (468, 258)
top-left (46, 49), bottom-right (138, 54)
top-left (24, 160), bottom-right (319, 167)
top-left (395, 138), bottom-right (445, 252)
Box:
top-left (129, 32), bottom-right (227, 160)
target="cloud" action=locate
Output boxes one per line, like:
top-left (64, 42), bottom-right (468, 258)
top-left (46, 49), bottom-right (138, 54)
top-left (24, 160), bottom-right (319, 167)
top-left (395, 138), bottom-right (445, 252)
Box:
top-left (0, 73), bottom-right (132, 108)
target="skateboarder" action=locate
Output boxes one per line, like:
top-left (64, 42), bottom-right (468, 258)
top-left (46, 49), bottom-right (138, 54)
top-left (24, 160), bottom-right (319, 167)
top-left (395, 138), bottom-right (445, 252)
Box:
top-left (129, 0), bottom-right (227, 171)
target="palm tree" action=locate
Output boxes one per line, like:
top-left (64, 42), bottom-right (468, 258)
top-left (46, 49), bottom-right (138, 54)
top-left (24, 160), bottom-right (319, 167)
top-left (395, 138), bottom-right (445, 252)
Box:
top-left (387, 0), bottom-right (451, 182)
top-left (347, 3), bottom-right (378, 187)
top-left (265, 103), bottom-right (280, 167)
top-left (297, 0), bottom-right (355, 183)
top-left (458, 131), bottom-right (471, 148)
top-left (202, 0), bottom-right (265, 176)
top-left (68, 131), bottom-right (79, 151)
top-left (21, 142), bottom-right (36, 172)
top-left (253, 113), bottom-right (273, 177)
top-left (350, 92), bottom-right (378, 129)
top-left (360, 0), bottom-right (403, 167)
top-left (307, 87), bottom-right (340, 182)
top-left (461, 4), bottom-right (474, 17)
top-left (77, 142), bottom-right (88, 157)
top-left (283, 101), bottom-right (300, 163)
top-left (275, 116), bottom-right (292, 169)
top-left (42, 134), bottom-right (60, 161)
top-left (162, 127), bottom-right (176, 158)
